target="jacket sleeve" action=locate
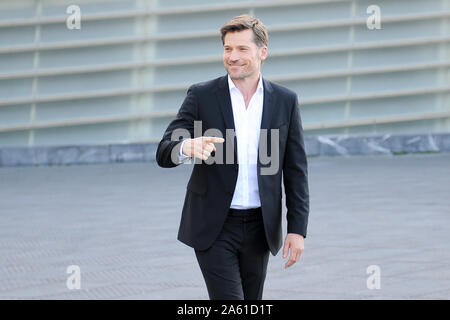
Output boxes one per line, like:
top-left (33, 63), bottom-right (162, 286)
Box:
top-left (282, 95), bottom-right (310, 238)
top-left (156, 86), bottom-right (198, 168)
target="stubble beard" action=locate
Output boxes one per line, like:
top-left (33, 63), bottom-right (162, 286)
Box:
top-left (227, 64), bottom-right (258, 81)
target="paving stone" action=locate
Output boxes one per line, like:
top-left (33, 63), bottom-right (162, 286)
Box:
top-left (0, 153), bottom-right (449, 299)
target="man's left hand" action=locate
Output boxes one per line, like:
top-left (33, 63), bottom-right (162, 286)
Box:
top-left (282, 233), bottom-right (304, 269)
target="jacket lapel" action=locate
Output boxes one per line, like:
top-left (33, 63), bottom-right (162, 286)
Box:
top-left (216, 75), bottom-right (238, 162)
top-left (215, 75), bottom-right (276, 166)
top-left (260, 77), bottom-right (275, 131)
top-left (216, 75), bottom-right (235, 131)
top-left (258, 78), bottom-right (276, 170)
top-left (216, 75), bottom-right (276, 131)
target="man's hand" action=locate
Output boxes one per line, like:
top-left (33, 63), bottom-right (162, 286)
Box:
top-left (282, 233), bottom-right (304, 269)
top-left (182, 136), bottom-right (225, 160)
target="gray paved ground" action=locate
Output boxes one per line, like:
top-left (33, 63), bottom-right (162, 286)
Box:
top-left (0, 153), bottom-right (449, 300)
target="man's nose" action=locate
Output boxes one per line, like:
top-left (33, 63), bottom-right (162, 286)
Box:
top-left (229, 50), bottom-right (240, 62)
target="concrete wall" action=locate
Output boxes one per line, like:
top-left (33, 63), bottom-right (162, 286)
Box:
top-left (0, 0), bottom-right (449, 147)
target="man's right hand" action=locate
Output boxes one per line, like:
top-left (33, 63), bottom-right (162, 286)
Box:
top-left (182, 137), bottom-right (225, 161)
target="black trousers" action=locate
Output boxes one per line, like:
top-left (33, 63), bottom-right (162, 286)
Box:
top-left (194, 207), bottom-right (270, 300)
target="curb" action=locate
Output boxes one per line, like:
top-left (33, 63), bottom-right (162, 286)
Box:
top-left (1, 133), bottom-right (449, 167)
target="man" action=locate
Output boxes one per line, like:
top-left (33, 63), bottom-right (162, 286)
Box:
top-left (156, 15), bottom-right (309, 300)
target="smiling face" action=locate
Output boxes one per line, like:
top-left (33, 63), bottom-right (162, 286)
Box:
top-left (223, 29), bottom-right (267, 81)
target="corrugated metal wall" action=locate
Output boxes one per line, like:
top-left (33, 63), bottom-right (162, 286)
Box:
top-left (0, 0), bottom-right (449, 147)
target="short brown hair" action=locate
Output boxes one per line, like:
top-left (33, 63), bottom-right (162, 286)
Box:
top-left (220, 14), bottom-right (268, 48)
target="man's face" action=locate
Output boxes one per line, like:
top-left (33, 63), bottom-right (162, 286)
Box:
top-left (223, 29), bottom-right (267, 80)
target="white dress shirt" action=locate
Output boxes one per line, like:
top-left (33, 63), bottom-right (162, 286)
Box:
top-left (228, 74), bottom-right (264, 209)
top-left (180, 74), bottom-right (264, 209)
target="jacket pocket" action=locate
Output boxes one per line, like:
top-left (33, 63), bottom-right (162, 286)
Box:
top-left (187, 166), bottom-right (207, 195)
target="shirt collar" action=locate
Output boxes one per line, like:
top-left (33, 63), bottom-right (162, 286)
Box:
top-left (227, 74), bottom-right (264, 94)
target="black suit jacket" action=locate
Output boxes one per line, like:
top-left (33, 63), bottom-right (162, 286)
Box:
top-left (156, 75), bottom-right (309, 256)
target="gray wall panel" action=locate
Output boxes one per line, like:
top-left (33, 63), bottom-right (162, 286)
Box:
top-left (0, 0), bottom-right (448, 146)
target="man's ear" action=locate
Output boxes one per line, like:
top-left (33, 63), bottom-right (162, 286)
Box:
top-left (259, 46), bottom-right (268, 62)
